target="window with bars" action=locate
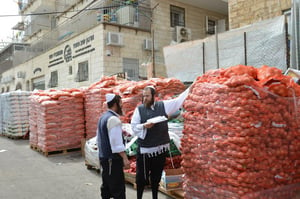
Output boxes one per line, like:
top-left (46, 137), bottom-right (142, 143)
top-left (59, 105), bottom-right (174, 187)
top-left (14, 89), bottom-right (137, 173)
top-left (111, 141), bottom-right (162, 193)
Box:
top-left (123, 58), bottom-right (139, 81)
top-left (206, 17), bottom-right (216, 35)
top-left (170, 5), bottom-right (185, 27)
top-left (75, 61), bottom-right (89, 82)
top-left (48, 71), bottom-right (58, 88)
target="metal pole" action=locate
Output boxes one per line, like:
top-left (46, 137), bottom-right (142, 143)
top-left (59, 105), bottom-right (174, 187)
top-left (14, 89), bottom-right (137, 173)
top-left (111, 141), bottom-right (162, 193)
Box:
top-left (244, 32), bottom-right (247, 65)
top-left (203, 42), bottom-right (205, 74)
top-left (150, 3), bottom-right (159, 78)
top-left (215, 25), bottom-right (219, 68)
top-left (284, 17), bottom-right (290, 69)
top-left (151, 22), bottom-right (155, 77)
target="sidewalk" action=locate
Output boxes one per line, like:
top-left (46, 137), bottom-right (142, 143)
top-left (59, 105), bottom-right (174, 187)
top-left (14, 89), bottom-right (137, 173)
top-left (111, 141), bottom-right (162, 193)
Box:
top-left (0, 137), bottom-right (172, 199)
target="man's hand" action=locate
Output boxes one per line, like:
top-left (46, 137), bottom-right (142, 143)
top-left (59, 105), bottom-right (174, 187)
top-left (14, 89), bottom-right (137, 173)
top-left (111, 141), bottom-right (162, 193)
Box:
top-left (123, 158), bottom-right (130, 169)
top-left (143, 122), bottom-right (154, 129)
top-left (119, 151), bottom-right (130, 169)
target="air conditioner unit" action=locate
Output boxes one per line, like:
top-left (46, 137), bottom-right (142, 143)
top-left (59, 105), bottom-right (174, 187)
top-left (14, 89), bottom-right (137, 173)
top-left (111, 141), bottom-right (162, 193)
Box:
top-left (143, 39), bottom-right (157, 51)
top-left (106, 32), bottom-right (123, 46)
top-left (175, 26), bottom-right (191, 43)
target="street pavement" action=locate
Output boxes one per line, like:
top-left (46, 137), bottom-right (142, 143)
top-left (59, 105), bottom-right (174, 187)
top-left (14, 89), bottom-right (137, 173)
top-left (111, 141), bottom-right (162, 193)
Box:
top-left (0, 137), bottom-right (172, 199)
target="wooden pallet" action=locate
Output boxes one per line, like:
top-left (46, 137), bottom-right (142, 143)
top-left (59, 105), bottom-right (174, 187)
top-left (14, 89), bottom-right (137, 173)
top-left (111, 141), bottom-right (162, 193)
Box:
top-left (124, 172), bottom-right (137, 189)
top-left (124, 172), bottom-right (183, 199)
top-left (30, 145), bottom-right (81, 157)
top-left (85, 161), bottom-right (101, 173)
top-left (159, 186), bottom-right (184, 199)
top-left (30, 144), bottom-right (38, 150)
top-left (2, 133), bottom-right (28, 140)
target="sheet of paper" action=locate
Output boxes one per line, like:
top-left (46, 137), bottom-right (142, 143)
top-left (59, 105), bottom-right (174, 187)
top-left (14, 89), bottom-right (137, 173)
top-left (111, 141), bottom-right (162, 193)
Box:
top-left (147, 116), bottom-right (168, 124)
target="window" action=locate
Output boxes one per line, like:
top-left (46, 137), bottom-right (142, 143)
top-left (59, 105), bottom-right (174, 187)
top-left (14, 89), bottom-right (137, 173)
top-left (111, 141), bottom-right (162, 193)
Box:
top-left (170, 5), bottom-right (185, 27)
top-left (26, 80), bottom-right (30, 91)
top-left (69, 66), bottom-right (73, 75)
top-left (206, 16), bottom-right (217, 35)
top-left (48, 71), bottom-right (58, 88)
top-left (123, 58), bottom-right (139, 81)
top-left (32, 76), bottom-right (45, 90)
top-left (76, 61), bottom-right (89, 82)
top-left (15, 82), bottom-right (22, 90)
top-left (51, 16), bottom-right (56, 30)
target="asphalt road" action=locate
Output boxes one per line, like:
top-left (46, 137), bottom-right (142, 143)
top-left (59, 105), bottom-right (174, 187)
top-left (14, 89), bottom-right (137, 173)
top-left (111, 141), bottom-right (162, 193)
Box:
top-left (0, 137), bottom-right (172, 199)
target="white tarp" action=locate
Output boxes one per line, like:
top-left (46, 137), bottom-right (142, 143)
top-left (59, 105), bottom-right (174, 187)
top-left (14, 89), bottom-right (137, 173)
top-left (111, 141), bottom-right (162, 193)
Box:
top-left (164, 15), bottom-right (287, 82)
top-left (1, 91), bottom-right (31, 137)
top-left (245, 16), bottom-right (286, 69)
top-left (163, 40), bottom-right (204, 82)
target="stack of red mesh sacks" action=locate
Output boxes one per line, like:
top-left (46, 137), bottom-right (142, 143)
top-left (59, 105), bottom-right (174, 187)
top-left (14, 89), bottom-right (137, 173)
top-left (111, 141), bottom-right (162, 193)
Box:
top-left (29, 88), bottom-right (85, 152)
top-left (119, 78), bottom-right (186, 174)
top-left (181, 65), bottom-right (300, 199)
top-left (84, 76), bottom-right (186, 139)
top-left (84, 76), bottom-right (126, 139)
top-left (116, 77), bottom-right (186, 121)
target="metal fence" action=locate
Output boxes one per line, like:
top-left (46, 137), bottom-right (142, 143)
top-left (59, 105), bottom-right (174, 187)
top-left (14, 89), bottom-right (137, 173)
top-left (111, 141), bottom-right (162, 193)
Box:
top-left (164, 15), bottom-right (288, 83)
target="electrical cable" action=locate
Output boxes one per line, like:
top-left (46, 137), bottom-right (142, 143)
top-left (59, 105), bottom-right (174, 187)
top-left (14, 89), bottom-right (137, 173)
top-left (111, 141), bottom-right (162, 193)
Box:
top-left (0, 4), bottom-right (144, 18)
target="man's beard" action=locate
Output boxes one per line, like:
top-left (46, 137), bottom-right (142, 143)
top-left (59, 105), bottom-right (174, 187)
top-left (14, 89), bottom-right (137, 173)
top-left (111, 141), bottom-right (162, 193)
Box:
top-left (116, 103), bottom-right (123, 115)
top-left (144, 98), bottom-right (154, 108)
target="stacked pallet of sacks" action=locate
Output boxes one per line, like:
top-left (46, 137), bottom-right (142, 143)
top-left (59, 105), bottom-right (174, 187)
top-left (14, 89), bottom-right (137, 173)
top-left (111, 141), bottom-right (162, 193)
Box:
top-left (84, 76), bottom-right (186, 171)
top-left (84, 76), bottom-right (124, 139)
top-left (1, 91), bottom-right (31, 138)
top-left (29, 89), bottom-right (85, 152)
top-left (0, 94), bottom-right (3, 135)
top-left (118, 78), bottom-right (186, 176)
top-left (181, 65), bottom-right (300, 199)
top-left (116, 77), bottom-right (187, 123)
top-left (84, 76), bottom-right (186, 139)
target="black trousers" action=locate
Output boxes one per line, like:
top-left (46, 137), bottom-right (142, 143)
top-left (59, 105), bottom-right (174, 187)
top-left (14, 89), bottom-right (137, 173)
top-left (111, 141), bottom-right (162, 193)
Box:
top-left (135, 152), bottom-right (167, 199)
top-left (100, 158), bottom-right (126, 199)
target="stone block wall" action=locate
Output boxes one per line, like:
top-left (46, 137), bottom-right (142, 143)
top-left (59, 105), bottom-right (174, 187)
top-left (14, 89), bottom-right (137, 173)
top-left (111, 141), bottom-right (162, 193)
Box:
top-left (229, 0), bottom-right (291, 29)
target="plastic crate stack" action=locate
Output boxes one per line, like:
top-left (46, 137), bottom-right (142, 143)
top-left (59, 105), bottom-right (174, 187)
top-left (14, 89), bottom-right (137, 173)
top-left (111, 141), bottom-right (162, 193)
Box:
top-left (1, 91), bottom-right (31, 138)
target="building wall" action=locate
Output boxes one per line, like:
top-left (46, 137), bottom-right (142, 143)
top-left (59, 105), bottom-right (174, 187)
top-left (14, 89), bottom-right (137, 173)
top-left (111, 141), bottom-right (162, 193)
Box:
top-left (151, 0), bottom-right (227, 77)
top-left (1, 23), bottom-right (152, 91)
top-left (102, 25), bottom-right (152, 78)
top-left (0, 0), bottom-right (228, 91)
top-left (229, 0), bottom-right (291, 29)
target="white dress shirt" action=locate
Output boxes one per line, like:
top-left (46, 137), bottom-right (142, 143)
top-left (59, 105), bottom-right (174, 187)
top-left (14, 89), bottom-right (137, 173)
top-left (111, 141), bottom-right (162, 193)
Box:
top-left (131, 88), bottom-right (190, 154)
top-left (106, 111), bottom-right (126, 153)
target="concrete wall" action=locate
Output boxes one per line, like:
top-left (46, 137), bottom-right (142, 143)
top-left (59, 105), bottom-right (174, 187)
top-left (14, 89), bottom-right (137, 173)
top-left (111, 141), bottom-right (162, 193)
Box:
top-left (0, 0), bottom-right (227, 91)
top-left (229, 0), bottom-right (291, 29)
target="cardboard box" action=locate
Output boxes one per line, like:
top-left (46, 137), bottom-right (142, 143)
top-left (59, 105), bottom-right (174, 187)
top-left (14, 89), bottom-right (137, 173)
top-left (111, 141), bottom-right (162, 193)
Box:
top-left (160, 168), bottom-right (183, 190)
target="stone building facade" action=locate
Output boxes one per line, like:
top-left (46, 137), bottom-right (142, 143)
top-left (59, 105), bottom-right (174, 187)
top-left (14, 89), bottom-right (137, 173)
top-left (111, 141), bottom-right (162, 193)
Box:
top-left (0, 0), bottom-right (227, 91)
top-left (0, 0), bottom-right (294, 91)
top-left (229, 0), bottom-right (291, 29)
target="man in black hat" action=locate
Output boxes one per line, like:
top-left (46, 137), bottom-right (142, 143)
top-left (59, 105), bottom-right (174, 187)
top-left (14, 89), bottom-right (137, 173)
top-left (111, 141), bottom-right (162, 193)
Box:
top-left (97, 93), bottom-right (130, 199)
top-left (131, 86), bottom-right (190, 199)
